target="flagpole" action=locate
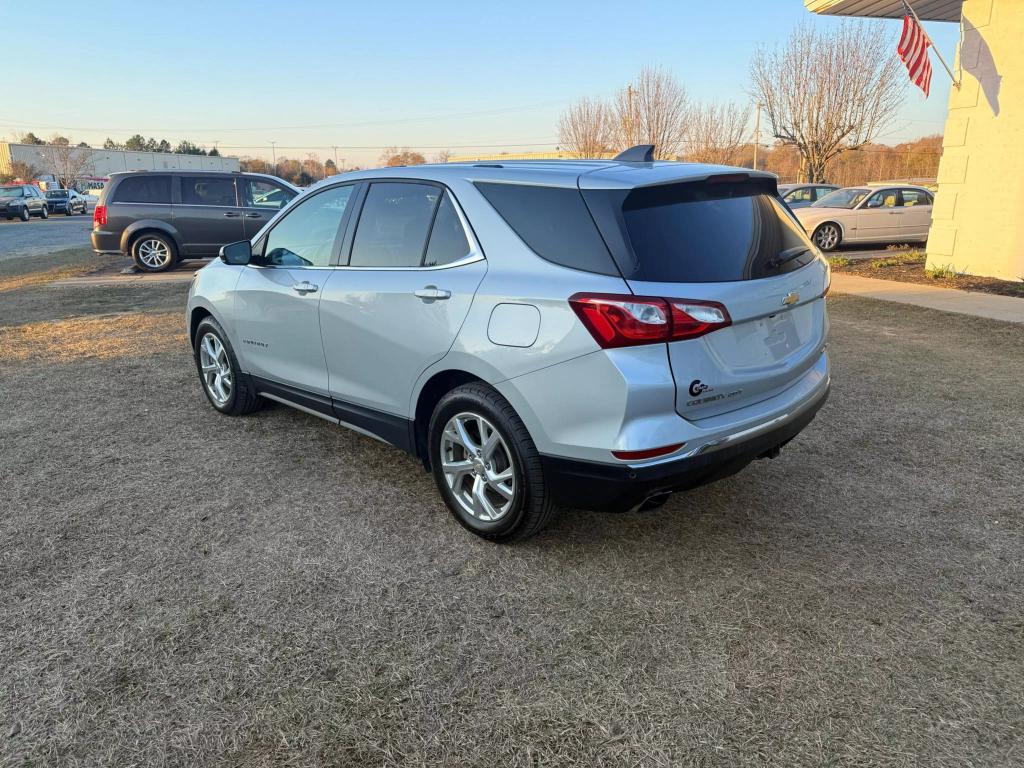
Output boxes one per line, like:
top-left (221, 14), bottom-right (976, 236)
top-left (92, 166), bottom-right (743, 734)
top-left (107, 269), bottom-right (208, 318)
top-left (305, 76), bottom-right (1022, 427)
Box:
top-left (903, 0), bottom-right (961, 89)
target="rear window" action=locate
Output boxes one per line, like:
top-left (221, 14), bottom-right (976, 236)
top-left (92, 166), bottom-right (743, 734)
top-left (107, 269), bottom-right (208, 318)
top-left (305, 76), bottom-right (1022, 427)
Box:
top-left (112, 175), bottom-right (171, 204)
top-left (474, 182), bottom-right (619, 275)
top-left (583, 179), bottom-right (816, 282)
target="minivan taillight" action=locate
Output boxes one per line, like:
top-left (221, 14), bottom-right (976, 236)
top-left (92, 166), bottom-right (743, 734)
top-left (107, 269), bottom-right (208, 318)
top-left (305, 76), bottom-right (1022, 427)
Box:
top-left (93, 204), bottom-right (106, 227)
top-left (569, 293), bottom-right (730, 349)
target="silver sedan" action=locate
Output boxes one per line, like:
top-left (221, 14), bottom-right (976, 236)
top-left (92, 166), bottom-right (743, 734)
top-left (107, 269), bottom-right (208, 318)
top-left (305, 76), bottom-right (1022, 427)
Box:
top-left (793, 185), bottom-right (934, 251)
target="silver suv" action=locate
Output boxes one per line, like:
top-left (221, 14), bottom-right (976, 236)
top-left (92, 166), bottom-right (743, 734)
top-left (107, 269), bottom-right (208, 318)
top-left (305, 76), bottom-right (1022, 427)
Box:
top-left (187, 147), bottom-right (831, 542)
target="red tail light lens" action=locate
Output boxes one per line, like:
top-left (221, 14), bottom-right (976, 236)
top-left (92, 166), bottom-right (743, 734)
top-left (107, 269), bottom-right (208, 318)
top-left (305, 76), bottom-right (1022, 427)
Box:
top-left (612, 443), bottom-right (686, 461)
top-left (570, 293), bottom-right (730, 348)
top-left (93, 204), bottom-right (106, 227)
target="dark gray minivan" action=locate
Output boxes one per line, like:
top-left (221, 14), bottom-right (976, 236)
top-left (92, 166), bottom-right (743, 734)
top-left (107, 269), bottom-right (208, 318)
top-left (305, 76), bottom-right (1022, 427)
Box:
top-left (91, 170), bottom-right (299, 272)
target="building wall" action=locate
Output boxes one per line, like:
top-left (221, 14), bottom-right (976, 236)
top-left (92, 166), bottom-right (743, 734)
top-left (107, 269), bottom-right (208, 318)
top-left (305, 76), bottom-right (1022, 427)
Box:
top-left (0, 143), bottom-right (240, 178)
top-left (928, 0), bottom-right (1023, 280)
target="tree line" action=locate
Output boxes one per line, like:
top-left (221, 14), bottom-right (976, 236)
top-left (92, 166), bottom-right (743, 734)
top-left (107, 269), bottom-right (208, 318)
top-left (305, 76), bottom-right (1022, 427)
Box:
top-left (557, 21), bottom-right (931, 185)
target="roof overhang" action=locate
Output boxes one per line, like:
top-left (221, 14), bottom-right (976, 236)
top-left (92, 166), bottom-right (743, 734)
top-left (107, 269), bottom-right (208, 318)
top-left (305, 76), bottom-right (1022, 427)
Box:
top-left (804, 0), bottom-right (962, 21)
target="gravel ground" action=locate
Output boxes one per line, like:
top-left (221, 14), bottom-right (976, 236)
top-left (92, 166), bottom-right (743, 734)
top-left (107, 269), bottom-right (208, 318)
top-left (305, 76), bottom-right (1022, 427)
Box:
top-left (0, 214), bottom-right (95, 262)
top-left (1, 250), bottom-right (1022, 767)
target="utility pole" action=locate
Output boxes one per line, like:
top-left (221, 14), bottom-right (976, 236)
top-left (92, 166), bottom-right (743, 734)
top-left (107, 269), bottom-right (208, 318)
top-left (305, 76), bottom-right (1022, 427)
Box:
top-left (333, 145), bottom-right (339, 171)
top-left (753, 103), bottom-right (762, 171)
top-left (269, 141), bottom-right (277, 174)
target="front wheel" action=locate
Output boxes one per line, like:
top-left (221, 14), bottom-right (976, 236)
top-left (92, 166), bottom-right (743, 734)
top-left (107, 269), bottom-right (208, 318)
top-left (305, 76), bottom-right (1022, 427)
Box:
top-left (813, 222), bottom-right (841, 252)
top-left (18, 207), bottom-right (29, 222)
top-left (429, 383), bottom-right (560, 542)
top-left (39, 206), bottom-right (48, 219)
top-left (192, 317), bottom-right (261, 416)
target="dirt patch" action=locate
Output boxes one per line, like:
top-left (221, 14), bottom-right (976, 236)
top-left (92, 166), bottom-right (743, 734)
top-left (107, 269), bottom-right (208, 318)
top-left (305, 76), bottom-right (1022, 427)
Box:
top-left (833, 251), bottom-right (1024, 298)
top-left (0, 312), bottom-right (186, 364)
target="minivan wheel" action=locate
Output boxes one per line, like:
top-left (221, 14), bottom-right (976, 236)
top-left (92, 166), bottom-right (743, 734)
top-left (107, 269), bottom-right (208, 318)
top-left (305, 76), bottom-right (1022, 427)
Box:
top-left (428, 383), bottom-right (560, 542)
top-left (813, 222), bottom-right (841, 252)
top-left (192, 317), bottom-right (261, 416)
top-left (132, 233), bottom-right (176, 272)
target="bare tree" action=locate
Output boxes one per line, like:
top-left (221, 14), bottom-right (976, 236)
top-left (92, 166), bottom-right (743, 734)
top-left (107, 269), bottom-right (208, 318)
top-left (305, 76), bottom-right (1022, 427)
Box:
top-left (613, 66), bottom-right (690, 159)
top-left (750, 21), bottom-right (905, 182)
top-left (686, 101), bottom-right (752, 165)
top-left (44, 135), bottom-right (94, 188)
top-left (432, 149), bottom-right (452, 164)
top-left (379, 147), bottom-right (426, 167)
top-left (558, 97), bottom-right (615, 158)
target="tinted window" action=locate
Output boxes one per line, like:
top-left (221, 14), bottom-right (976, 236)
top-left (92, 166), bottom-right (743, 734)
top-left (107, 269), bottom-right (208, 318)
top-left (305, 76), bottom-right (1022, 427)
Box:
top-left (263, 185), bottom-right (353, 267)
top-left (785, 187), bottom-right (814, 203)
top-left (584, 180), bottom-right (816, 283)
top-left (424, 192), bottom-right (471, 267)
top-left (46, 190), bottom-right (69, 198)
top-left (112, 175), bottom-right (172, 204)
top-left (349, 183), bottom-right (439, 268)
top-left (181, 176), bottom-right (236, 207)
top-left (900, 189), bottom-right (931, 207)
top-left (0, 187), bottom-right (25, 197)
top-left (475, 182), bottom-right (617, 275)
top-left (241, 178), bottom-right (295, 210)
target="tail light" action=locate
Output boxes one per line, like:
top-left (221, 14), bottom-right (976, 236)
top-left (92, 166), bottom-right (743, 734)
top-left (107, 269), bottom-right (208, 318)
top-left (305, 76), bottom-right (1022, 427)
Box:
top-left (92, 204), bottom-right (106, 227)
top-left (569, 293), bottom-right (730, 349)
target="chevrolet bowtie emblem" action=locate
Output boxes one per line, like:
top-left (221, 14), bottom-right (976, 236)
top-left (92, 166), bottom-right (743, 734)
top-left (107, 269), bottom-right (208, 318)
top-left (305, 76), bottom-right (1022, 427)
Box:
top-left (781, 291), bottom-right (800, 306)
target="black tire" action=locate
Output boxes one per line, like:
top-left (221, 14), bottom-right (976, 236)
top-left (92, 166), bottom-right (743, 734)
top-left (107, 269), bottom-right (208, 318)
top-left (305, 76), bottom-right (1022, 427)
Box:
top-left (192, 317), bottom-right (262, 416)
top-left (428, 382), bottom-right (560, 542)
top-left (812, 222), bottom-right (842, 252)
top-left (39, 205), bottom-right (48, 219)
top-left (131, 232), bottom-right (177, 273)
top-left (18, 207), bottom-right (29, 222)
top-left (66, 206), bottom-right (74, 216)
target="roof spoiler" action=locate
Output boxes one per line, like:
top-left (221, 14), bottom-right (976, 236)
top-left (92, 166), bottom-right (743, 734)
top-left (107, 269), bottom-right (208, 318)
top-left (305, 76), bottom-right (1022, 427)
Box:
top-left (614, 144), bottom-right (655, 163)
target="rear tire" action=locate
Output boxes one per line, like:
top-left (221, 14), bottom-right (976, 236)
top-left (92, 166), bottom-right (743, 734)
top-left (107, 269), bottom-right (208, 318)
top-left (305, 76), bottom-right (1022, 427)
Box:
top-left (39, 206), bottom-right (48, 219)
top-left (131, 232), bottom-right (177, 272)
top-left (813, 222), bottom-right (841, 252)
top-left (18, 207), bottom-right (29, 222)
top-left (192, 317), bottom-right (262, 416)
top-left (428, 382), bottom-right (561, 542)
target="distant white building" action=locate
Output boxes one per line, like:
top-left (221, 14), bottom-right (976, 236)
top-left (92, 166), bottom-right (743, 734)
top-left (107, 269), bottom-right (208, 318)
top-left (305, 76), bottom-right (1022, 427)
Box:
top-left (0, 142), bottom-right (240, 181)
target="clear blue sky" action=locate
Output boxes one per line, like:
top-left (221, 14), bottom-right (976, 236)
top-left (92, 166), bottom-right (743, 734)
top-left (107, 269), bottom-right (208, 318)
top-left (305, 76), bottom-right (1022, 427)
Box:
top-left (8, 0), bottom-right (959, 166)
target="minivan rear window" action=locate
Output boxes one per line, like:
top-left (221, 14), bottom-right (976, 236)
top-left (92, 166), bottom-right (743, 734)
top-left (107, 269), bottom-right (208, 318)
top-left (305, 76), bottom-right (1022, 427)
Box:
top-left (474, 182), bottom-right (619, 275)
top-left (583, 179), bottom-right (817, 282)
top-left (112, 175), bottom-right (172, 204)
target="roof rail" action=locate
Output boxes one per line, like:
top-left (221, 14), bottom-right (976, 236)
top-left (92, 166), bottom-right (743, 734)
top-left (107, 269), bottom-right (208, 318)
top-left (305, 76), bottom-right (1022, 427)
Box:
top-left (614, 144), bottom-right (656, 163)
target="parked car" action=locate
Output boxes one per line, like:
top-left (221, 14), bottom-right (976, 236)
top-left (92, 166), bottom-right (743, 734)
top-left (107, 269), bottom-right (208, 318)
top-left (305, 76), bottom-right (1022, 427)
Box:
top-left (91, 170), bottom-right (300, 272)
top-left (45, 188), bottom-right (89, 215)
top-left (0, 184), bottom-right (49, 221)
top-left (794, 185), bottom-right (934, 251)
top-left (186, 147), bottom-right (831, 542)
top-left (778, 183), bottom-right (839, 210)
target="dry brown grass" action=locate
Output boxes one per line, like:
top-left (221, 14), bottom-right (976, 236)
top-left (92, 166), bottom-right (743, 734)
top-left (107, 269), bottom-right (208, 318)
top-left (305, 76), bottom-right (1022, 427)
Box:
top-left (0, 254), bottom-right (118, 293)
top-left (0, 312), bottom-right (185, 364)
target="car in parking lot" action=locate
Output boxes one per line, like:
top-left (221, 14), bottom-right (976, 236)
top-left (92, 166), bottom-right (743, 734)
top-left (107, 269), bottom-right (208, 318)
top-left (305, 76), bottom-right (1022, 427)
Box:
top-left (1, 184), bottom-right (50, 221)
top-left (91, 170), bottom-right (299, 271)
top-left (778, 183), bottom-right (839, 209)
top-left (45, 188), bottom-right (89, 215)
top-left (186, 146), bottom-right (831, 542)
top-left (793, 184), bottom-right (934, 251)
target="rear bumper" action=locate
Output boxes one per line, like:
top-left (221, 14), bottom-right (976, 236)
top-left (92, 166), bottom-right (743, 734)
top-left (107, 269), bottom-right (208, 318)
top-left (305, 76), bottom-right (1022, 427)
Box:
top-left (540, 379), bottom-right (829, 512)
top-left (91, 230), bottom-right (121, 253)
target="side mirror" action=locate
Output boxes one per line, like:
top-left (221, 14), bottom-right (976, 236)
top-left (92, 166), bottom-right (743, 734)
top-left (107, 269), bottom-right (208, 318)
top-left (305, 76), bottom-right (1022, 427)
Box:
top-left (866, 199), bottom-right (882, 209)
top-left (219, 240), bottom-right (252, 265)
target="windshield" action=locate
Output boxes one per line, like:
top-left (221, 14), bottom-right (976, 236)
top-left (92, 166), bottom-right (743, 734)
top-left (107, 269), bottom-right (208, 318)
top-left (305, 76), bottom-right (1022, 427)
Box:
top-left (0, 186), bottom-right (25, 197)
top-left (46, 190), bottom-right (69, 198)
top-left (813, 188), bottom-right (869, 209)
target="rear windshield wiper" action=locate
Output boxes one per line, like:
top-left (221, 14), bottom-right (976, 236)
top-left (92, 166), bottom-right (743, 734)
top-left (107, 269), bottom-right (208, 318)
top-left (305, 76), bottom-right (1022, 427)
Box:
top-left (767, 246), bottom-right (811, 270)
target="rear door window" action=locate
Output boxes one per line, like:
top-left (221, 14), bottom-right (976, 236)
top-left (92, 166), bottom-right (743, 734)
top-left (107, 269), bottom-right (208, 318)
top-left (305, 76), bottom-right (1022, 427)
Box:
top-left (583, 178), bottom-right (816, 282)
top-left (180, 176), bottom-right (237, 207)
top-left (111, 175), bottom-right (172, 204)
top-left (900, 189), bottom-right (931, 207)
top-left (348, 182), bottom-right (440, 268)
top-left (475, 182), bottom-right (618, 275)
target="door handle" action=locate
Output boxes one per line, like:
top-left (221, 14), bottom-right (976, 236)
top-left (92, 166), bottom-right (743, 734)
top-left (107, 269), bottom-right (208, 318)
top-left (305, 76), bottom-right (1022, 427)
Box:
top-left (414, 286), bottom-right (451, 301)
top-left (223, 211), bottom-right (241, 218)
top-left (291, 281), bottom-right (319, 295)
top-left (244, 212), bottom-right (262, 218)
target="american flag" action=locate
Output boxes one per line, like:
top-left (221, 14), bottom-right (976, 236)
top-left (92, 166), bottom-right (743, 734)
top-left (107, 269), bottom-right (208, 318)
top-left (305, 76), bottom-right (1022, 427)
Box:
top-left (898, 11), bottom-right (933, 97)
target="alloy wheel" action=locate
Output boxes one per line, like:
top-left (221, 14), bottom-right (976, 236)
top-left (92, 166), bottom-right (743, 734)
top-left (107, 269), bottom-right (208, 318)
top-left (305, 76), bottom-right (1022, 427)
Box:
top-left (439, 412), bottom-right (517, 522)
top-left (137, 238), bottom-right (172, 269)
top-left (199, 332), bottom-right (233, 406)
top-left (815, 224), bottom-right (839, 250)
